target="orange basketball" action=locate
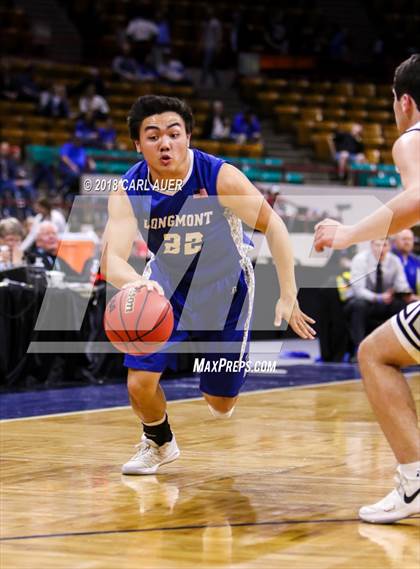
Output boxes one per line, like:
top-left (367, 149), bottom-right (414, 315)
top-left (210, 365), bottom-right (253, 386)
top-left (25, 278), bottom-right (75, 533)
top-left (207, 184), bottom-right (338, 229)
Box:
top-left (104, 286), bottom-right (174, 354)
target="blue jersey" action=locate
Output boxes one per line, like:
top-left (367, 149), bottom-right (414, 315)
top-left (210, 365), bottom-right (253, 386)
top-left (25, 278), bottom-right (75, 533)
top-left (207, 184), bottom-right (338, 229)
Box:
top-left (123, 148), bottom-right (252, 290)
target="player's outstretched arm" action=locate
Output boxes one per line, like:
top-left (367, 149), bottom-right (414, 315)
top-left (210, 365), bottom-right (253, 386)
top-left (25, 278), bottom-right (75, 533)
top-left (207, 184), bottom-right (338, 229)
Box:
top-left (314, 132), bottom-right (420, 251)
top-left (217, 163), bottom-right (316, 339)
top-left (101, 183), bottom-right (163, 294)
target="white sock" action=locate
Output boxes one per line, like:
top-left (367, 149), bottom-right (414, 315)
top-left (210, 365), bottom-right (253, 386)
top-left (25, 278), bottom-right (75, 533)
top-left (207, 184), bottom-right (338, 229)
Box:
top-left (208, 405), bottom-right (235, 419)
top-left (400, 461), bottom-right (420, 479)
top-left (143, 415), bottom-right (166, 427)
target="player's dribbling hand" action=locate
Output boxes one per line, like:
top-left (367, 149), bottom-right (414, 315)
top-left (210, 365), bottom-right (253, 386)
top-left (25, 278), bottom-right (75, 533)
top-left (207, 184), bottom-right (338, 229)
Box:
top-left (313, 218), bottom-right (352, 252)
top-left (274, 297), bottom-right (316, 340)
top-left (122, 278), bottom-right (164, 296)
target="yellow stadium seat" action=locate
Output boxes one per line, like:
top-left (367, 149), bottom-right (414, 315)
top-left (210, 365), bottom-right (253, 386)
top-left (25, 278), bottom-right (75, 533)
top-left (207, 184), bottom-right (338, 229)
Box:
top-left (194, 140), bottom-right (221, 155)
top-left (304, 94), bottom-right (325, 107)
top-left (368, 111), bottom-right (393, 123)
top-left (365, 149), bottom-right (381, 164)
top-left (383, 125), bottom-right (399, 142)
top-left (354, 84), bottom-right (376, 97)
top-left (312, 133), bottom-right (334, 161)
top-left (241, 143), bottom-right (264, 158)
top-left (368, 97), bottom-right (391, 110)
top-left (348, 97), bottom-right (368, 109)
top-left (325, 95), bottom-right (347, 107)
top-left (323, 108), bottom-right (346, 121)
top-left (1, 128), bottom-right (25, 144)
top-left (380, 150), bottom-right (394, 164)
top-left (363, 136), bottom-right (385, 149)
top-left (280, 93), bottom-right (303, 105)
top-left (274, 105), bottom-right (299, 130)
top-left (333, 83), bottom-right (354, 96)
top-left (301, 108), bottom-right (322, 121)
top-left (28, 131), bottom-right (50, 145)
top-left (296, 120), bottom-right (315, 145)
top-left (347, 110), bottom-right (368, 122)
top-left (313, 121), bottom-right (338, 133)
top-left (363, 124), bottom-right (382, 137)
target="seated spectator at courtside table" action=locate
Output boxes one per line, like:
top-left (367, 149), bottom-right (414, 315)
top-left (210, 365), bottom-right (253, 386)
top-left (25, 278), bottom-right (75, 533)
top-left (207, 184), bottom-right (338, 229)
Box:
top-left (21, 197), bottom-right (67, 253)
top-left (344, 238), bottom-right (412, 352)
top-left (39, 83), bottom-right (70, 118)
top-left (112, 43), bottom-right (140, 81)
top-left (202, 100), bottom-right (230, 140)
top-left (231, 109), bottom-right (261, 144)
top-left (79, 84), bottom-right (109, 120)
top-left (0, 217), bottom-right (24, 269)
top-left (59, 138), bottom-right (95, 196)
top-left (25, 221), bottom-right (78, 275)
top-left (392, 228), bottom-right (420, 298)
top-left (333, 123), bottom-right (366, 180)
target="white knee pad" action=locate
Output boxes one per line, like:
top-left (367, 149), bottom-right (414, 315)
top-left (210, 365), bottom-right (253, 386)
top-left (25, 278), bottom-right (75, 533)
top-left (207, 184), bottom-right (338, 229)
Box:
top-left (208, 404), bottom-right (235, 419)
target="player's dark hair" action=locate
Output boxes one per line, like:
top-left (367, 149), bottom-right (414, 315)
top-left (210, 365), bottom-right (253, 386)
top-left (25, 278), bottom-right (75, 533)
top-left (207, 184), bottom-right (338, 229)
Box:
top-left (393, 54), bottom-right (420, 108)
top-left (127, 95), bottom-right (194, 140)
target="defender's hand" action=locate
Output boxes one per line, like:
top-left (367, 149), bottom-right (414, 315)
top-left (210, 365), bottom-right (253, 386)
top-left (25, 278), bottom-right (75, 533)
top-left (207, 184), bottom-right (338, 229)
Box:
top-left (314, 218), bottom-right (352, 252)
top-left (274, 297), bottom-right (316, 340)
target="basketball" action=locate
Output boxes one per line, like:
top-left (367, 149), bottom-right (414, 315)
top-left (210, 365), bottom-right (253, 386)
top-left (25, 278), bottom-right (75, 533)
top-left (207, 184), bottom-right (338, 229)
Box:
top-left (104, 286), bottom-right (174, 354)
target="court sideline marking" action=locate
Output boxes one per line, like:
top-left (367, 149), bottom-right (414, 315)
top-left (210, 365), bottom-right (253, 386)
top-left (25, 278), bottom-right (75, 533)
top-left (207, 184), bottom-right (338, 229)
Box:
top-left (0, 378), bottom-right (362, 423)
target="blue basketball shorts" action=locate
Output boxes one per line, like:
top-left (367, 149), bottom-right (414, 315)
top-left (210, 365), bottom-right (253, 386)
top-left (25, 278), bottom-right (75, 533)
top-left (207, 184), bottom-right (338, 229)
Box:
top-left (124, 268), bottom-right (253, 397)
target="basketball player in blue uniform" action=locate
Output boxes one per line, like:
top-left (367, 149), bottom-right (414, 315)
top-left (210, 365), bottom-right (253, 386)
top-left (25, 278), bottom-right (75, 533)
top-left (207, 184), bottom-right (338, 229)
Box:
top-left (315, 54), bottom-right (420, 523)
top-left (103, 95), bottom-right (316, 475)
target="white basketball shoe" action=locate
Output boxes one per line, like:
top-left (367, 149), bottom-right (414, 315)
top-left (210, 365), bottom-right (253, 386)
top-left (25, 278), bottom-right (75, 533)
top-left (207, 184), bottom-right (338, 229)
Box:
top-left (359, 465), bottom-right (420, 523)
top-left (122, 436), bottom-right (180, 475)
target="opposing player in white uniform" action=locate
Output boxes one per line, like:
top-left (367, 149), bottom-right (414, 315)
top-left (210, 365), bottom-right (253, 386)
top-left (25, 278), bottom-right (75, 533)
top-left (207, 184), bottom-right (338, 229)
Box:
top-left (314, 54), bottom-right (420, 523)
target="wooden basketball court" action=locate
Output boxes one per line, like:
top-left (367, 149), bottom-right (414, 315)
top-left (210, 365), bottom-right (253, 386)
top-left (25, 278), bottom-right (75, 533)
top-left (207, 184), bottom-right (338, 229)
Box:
top-left (1, 376), bottom-right (419, 568)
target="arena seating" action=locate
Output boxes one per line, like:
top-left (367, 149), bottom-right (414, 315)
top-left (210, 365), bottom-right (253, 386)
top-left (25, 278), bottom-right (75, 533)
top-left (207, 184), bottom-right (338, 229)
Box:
top-left (240, 76), bottom-right (398, 166)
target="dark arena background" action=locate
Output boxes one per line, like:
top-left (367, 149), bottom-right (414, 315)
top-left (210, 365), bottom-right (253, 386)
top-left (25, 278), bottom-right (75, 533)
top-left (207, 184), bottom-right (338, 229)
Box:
top-left (1, 1), bottom-right (419, 568)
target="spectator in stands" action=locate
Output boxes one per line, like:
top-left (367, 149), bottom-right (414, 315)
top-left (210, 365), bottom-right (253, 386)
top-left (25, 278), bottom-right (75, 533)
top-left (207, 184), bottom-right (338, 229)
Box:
top-left (333, 123), bottom-right (366, 180)
top-left (264, 9), bottom-right (289, 54)
top-left (125, 9), bottom-right (159, 64)
top-left (39, 83), bottom-right (70, 118)
top-left (157, 48), bottom-right (191, 85)
top-left (231, 109), bottom-right (261, 144)
top-left (21, 197), bottom-right (67, 253)
top-left (0, 59), bottom-right (19, 101)
top-left (202, 101), bottom-right (230, 140)
top-left (0, 217), bottom-right (24, 268)
top-left (15, 63), bottom-right (40, 102)
top-left (112, 42), bottom-right (140, 81)
top-left (0, 141), bottom-right (19, 217)
top-left (200, 8), bottom-right (223, 87)
top-left (344, 239), bottom-right (411, 353)
top-left (59, 137), bottom-right (95, 197)
top-left (392, 229), bottom-right (420, 298)
top-left (79, 84), bottom-right (109, 120)
top-left (154, 6), bottom-right (171, 67)
top-left (0, 141), bottom-right (17, 191)
top-left (71, 68), bottom-right (106, 98)
top-left (25, 221), bottom-right (76, 275)
top-left (10, 148), bottom-right (36, 220)
top-left (98, 117), bottom-right (117, 150)
top-left (75, 111), bottom-right (100, 145)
